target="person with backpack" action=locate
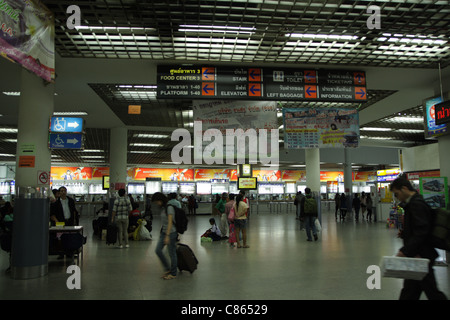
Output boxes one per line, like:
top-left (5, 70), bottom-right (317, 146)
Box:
top-left (389, 176), bottom-right (447, 300)
top-left (301, 187), bottom-right (318, 242)
top-left (152, 192), bottom-right (178, 280)
top-left (234, 193), bottom-right (249, 248)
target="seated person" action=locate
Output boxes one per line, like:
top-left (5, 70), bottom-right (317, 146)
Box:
top-left (201, 218), bottom-right (222, 241)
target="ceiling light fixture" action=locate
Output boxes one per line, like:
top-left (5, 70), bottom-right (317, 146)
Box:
top-left (179, 25), bottom-right (256, 34)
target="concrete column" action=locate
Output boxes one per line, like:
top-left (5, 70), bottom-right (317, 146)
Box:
top-left (305, 148), bottom-right (320, 193)
top-left (437, 134), bottom-right (450, 263)
top-left (11, 68), bottom-right (54, 279)
top-left (109, 127), bottom-right (128, 188)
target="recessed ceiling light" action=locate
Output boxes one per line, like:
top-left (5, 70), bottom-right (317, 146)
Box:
top-left (130, 143), bottom-right (163, 147)
top-left (53, 111), bottom-right (88, 116)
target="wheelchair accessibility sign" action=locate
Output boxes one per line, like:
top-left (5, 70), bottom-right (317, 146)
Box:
top-left (50, 117), bottom-right (84, 133)
top-left (49, 133), bottom-right (84, 149)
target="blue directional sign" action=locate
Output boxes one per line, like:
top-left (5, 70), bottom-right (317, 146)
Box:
top-left (49, 133), bottom-right (84, 149)
top-left (50, 117), bottom-right (84, 133)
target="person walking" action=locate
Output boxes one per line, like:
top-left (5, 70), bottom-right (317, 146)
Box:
top-left (366, 194), bottom-right (373, 222)
top-left (334, 192), bottom-right (340, 221)
top-left (111, 188), bottom-right (132, 249)
top-left (339, 193), bottom-right (347, 221)
top-left (234, 193), bottom-right (249, 248)
top-left (353, 193), bottom-right (361, 221)
top-left (301, 187), bottom-right (318, 242)
top-left (152, 192), bottom-right (178, 280)
top-left (390, 176), bottom-right (447, 300)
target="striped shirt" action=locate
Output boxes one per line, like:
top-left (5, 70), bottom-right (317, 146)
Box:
top-left (113, 196), bottom-right (132, 219)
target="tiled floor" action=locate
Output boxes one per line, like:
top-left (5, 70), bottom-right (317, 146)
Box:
top-left (0, 205), bottom-right (448, 300)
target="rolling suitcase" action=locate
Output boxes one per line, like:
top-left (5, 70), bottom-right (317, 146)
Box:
top-left (176, 243), bottom-right (198, 273)
top-left (106, 224), bottom-right (118, 245)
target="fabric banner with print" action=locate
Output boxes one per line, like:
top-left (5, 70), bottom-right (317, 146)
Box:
top-left (283, 108), bottom-right (359, 149)
top-left (192, 100), bottom-right (279, 164)
top-left (0, 0), bottom-right (55, 82)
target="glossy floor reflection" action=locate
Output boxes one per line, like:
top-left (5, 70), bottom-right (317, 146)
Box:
top-left (1, 205), bottom-right (449, 300)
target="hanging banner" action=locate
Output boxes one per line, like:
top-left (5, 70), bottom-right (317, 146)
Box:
top-left (281, 170), bottom-right (306, 182)
top-left (130, 168), bottom-right (194, 181)
top-left (0, 0), bottom-right (55, 82)
top-left (283, 108), bottom-right (359, 149)
top-left (192, 100), bottom-right (279, 164)
top-left (51, 167), bottom-right (93, 180)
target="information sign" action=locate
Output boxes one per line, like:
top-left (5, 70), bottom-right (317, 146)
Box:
top-left (157, 65), bottom-right (367, 102)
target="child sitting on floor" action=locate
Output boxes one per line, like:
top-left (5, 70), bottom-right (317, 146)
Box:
top-left (201, 218), bottom-right (222, 241)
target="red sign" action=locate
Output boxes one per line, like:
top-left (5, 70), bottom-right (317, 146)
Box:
top-left (304, 70), bottom-right (317, 83)
top-left (355, 87), bottom-right (366, 100)
top-left (202, 67), bottom-right (216, 81)
top-left (305, 85), bottom-right (317, 99)
top-left (248, 83), bottom-right (262, 97)
top-left (353, 72), bottom-right (366, 85)
top-left (202, 82), bottom-right (215, 96)
top-left (248, 68), bottom-right (261, 82)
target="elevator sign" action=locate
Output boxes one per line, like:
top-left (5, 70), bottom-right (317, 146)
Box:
top-left (157, 65), bottom-right (367, 102)
top-left (50, 117), bottom-right (84, 133)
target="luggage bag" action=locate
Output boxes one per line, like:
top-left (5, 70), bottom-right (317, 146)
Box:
top-left (176, 243), bottom-right (198, 273)
top-left (106, 224), bottom-right (118, 245)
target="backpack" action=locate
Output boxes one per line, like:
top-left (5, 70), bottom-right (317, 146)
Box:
top-left (304, 197), bottom-right (318, 216)
top-left (228, 205), bottom-right (235, 222)
top-left (429, 208), bottom-right (450, 251)
top-left (168, 204), bottom-right (188, 234)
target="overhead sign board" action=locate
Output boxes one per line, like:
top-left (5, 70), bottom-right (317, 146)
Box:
top-left (49, 133), bottom-right (84, 149)
top-left (50, 117), bottom-right (84, 133)
top-left (435, 100), bottom-right (450, 126)
top-left (157, 65), bottom-right (367, 102)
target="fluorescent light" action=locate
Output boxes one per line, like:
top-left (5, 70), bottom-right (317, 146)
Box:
top-left (129, 150), bottom-right (155, 154)
top-left (0, 154), bottom-right (15, 157)
top-left (130, 143), bottom-right (163, 147)
top-left (80, 155), bottom-right (104, 159)
top-left (360, 127), bottom-right (392, 131)
top-left (80, 149), bottom-right (104, 153)
top-left (179, 25), bottom-right (256, 34)
top-left (53, 111), bottom-right (88, 116)
top-left (286, 33), bottom-right (358, 41)
top-left (117, 85), bottom-right (157, 89)
top-left (133, 133), bottom-right (169, 139)
top-left (0, 128), bottom-right (18, 133)
top-left (395, 129), bottom-right (424, 133)
top-left (385, 117), bottom-right (423, 123)
top-left (3, 139), bottom-right (17, 142)
top-left (75, 26), bottom-right (155, 32)
top-left (2, 91), bottom-right (20, 96)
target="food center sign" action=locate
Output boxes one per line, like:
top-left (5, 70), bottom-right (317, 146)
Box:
top-left (157, 65), bottom-right (367, 102)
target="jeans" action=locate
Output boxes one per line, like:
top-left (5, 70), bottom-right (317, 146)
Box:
top-left (155, 232), bottom-right (178, 276)
top-left (304, 215), bottom-right (317, 241)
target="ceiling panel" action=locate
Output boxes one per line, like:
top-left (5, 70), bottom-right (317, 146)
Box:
top-left (42, 0), bottom-right (450, 68)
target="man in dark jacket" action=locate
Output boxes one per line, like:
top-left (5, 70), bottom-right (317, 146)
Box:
top-left (390, 176), bottom-right (447, 300)
top-left (50, 186), bottom-right (79, 226)
top-left (300, 187), bottom-right (318, 242)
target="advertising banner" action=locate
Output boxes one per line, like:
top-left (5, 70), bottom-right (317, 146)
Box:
top-left (130, 168), bottom-right (194, 181)
top-left (281, 170), bottom-right (306, 182)
top-left (283, 107), bottom-right (359, 149)
top-left (419, 177), bottom-right (449, 209)
top-left (0, 0), bottom-right (55, 82)
top-left (192, 100), bottom-right (278, 164)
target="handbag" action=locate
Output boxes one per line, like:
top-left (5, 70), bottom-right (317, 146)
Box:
top-left (228, 205), bottom-right (236, 222)
top-left (314, 218), bottom-right (322, 232)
